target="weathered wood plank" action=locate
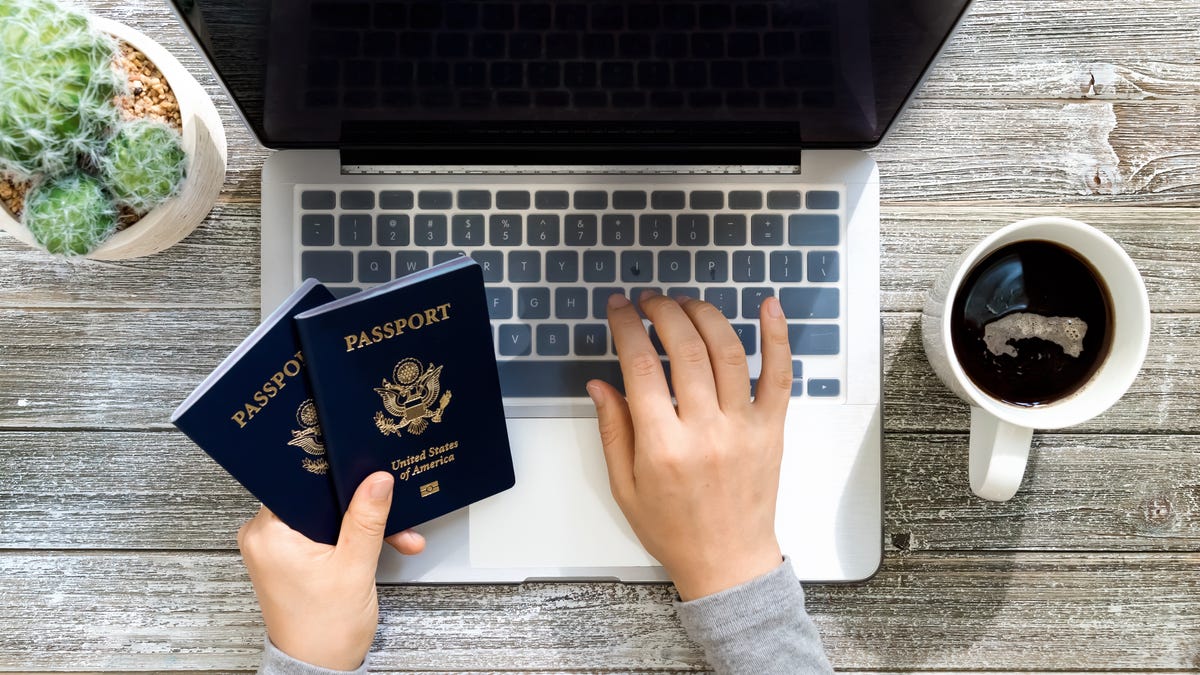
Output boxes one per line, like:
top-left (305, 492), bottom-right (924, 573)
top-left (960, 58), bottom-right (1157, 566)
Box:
top-left (4, 431), bottom-right (1199, 552)
top-left (881, 206), bottom-right (1200, 313)
top-left (2, 552), bottom-right (1199, 671)
top-left (1, 309), bottom-right (1193, 433)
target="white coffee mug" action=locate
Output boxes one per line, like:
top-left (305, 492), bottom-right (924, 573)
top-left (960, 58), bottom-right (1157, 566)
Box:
top-left (922, 217), bottom-right (1150, 501)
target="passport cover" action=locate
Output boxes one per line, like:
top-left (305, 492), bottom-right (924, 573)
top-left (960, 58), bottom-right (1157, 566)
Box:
top-left (170, 279), bottom-right (343, 544)
top-left (294, 256), bottom-right (515, 536)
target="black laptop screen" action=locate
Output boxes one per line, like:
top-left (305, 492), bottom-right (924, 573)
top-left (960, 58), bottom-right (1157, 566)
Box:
top-left (172, 0), bottom-right (969, 153)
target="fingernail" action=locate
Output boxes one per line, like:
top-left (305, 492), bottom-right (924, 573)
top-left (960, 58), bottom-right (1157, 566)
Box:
top-left (638, 289), bottom-right (658, 302)
top-left (585, 382), bottom-right (602, 404)
top-left (369, 474), bottom-right (393, 500)
top-left (675, 295), bottom-right (692, 305)
top-left (608, 293), bottom-right (630, 308)
top-left (765, 296), bottom-right (783, 319)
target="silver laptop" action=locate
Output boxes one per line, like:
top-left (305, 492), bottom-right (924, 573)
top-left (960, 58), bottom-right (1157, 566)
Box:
top-left (171, 0), bottom-right (972, 583)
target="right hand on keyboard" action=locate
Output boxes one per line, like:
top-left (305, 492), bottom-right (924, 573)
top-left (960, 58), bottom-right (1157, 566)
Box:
top-left (586, 290), bottom-right (792, 601)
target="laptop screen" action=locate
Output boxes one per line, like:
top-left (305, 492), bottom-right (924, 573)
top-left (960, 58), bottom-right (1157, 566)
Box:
top-left (172, 0), bottom-right (969, 153)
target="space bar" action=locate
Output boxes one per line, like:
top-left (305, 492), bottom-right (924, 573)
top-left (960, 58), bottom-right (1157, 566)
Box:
top-left (497, 360), bottom-right (624, 397)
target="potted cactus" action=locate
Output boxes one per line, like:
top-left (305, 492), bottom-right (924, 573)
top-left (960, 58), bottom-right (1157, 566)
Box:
top-left (0, 0), bottom-right (226, 258)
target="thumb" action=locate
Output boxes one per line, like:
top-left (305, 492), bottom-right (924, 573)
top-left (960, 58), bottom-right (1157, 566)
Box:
top-left (335, 471), bottom-right (394, 567)
top-left (586, 379), bottom-right (635, 506)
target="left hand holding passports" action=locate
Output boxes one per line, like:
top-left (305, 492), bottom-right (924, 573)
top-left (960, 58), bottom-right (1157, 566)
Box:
top-left (171, 257), bottom-right (515, 545)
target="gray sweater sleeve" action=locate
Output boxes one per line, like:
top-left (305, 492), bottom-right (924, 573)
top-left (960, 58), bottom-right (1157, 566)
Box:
top-left (257, 638), bottom-right (368, 675)
top-left (674, 557), bottom-right (833, 675)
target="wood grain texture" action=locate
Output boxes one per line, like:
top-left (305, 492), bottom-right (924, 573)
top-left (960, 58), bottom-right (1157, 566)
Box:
top-left (3, 551), bottom-right (1200, 671)
top-left (3, 430), bottom-right (1199, 552)
top-left (1, 309), bottom-right (1193, 434)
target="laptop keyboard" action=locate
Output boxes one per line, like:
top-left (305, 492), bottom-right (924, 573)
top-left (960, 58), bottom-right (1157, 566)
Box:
top-left (294, 183), bottom-right (846, 401)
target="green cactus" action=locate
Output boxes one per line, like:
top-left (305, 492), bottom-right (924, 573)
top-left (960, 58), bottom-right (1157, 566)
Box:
top-left (0, 0), bottom-right (122, 180)
top-left (23, 171), bottom-right (116, 255)
top-left (100, 119), bottom-right (186, 212)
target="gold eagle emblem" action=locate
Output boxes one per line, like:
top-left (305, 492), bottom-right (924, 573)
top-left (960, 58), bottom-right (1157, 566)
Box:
top-left (288, 399), bottom-right (328, 475)
top-left (373, 357), bottom-right (452, 436)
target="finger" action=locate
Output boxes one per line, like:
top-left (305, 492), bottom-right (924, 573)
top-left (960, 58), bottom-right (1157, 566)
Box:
top-left (386, 529), bottom-right (427, 556)
top-left (586, 378), bottom-right (636, 505)
top-left (638, 291), bottom-right (719, 417)
top-left (605, 293), bottom-right (675, 420)
top-left (677, 295), bottom-right (752, 411)
top-left (752, 296), bottom-right (794, 418)
top-left (334, 471), bottom-right (394, 568)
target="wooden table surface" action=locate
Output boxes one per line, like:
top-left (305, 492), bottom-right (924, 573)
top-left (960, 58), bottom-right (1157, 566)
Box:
top-left (2, 1), bottom-right (1199, 672)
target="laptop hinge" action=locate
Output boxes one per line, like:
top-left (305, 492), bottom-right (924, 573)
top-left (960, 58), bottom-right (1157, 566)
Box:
top-left (339, 147), bottom-right (802, 175)
top-left (341, 163), bottom-right (802, 176)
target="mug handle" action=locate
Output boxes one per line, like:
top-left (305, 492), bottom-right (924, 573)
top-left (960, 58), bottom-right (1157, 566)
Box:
top-left (969, 406), bottom-right (1033, 501)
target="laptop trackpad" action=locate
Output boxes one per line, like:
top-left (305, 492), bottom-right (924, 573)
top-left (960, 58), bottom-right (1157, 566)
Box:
top-left (469, 417), bottom-right (658, 568)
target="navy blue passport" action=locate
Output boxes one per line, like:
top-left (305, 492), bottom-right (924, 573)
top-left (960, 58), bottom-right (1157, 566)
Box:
top-left (294, 256), bottom-right (515, 536)
top-left (170, 279), bottom-right (343, 545)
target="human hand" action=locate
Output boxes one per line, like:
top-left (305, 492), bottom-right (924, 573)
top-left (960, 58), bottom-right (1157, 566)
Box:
top-left (237, 472), bottom-right (426, 670)
top-left (587, 292), bottom-right (792, 601)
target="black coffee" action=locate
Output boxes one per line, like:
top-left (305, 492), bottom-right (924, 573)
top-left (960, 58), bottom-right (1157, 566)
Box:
top-left (950, 240), bottom-right (1112, 407)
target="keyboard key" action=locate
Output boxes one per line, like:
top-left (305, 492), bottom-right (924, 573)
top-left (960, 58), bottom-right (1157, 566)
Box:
top-left (489, 214), bottom-right (522, 246)
top-left (301, 214), bottom-right (334, 246)
top-left (518, 287), bottom-right (551, 319)
top-left (788, 324), bottom-right (839, 355)
top-left (395, 251), bottom-right (429, 276)
top-left (792, 360), bottom-right (804, 379)
top-left (732, 323), bottom-right (756, 355)
top-left (696, 251), bottom-right (728, 282)
top-left (714, 214), bottom-right (747, 245)
top-left (647, 327), bottom-right (667, 356)
top-left (301, 251), bottom-right (353, 283)
top-left (376, 214), bottom-right (409, 246)
top-left (417, 190), bottom-right (452, 209)
top-left (583, 251), bottom-right (616, 282)
top-left (486, 288), bottom-right (513, 319)
top-left (808, 378), bottom-right (840, 396)
top-left (413, 214), bottom-right (447, 246)
top-left (742, 288), bottom-right (774, 320)
top-left (639, 214), bottom-right (672, 246)
top-left (358, 251), bottom-right (390, 283)
top-left (807, 191), bottom-right (840, 210)
top-left (528, 214), bottom-right (560, 245)
top-left (677, 214), bottom-right (710, 246)
top-left (705, 288), bottom-right (737, 318)
top-left (496, 190), bottom-right (531, 209)
top-left (537, 324), bottom-right (570, 356)
top-left (433, 250), bottom-right (466, 265)
top-left (555, 287), bottom-right (588, 318)
top-left (667, 286), bottom-right (700, 301)
top-left (751, 214), bottom-right (784, 245)
top-left (601, 214), bottom-right (635, 246)
top-left (496, 359), bottom-right (625, 397)
top-left (499, 324), bottom-right (532, 356)
top-left (574, 324), bottom-right (609, 356)
top-left (591, 287), bottom-right (623, 319)
top-left (546, 251), bottom-right (579, 282)
top-left (508, 251), bottom-right (541, 282)
top-left (769, 251), bottom-right (803, 282)
top-left (338, 214), bottom-right (372, 246)
top-left (340, 190), bottom-right (374, 210)
top-left (535, 190), bottom-right (569, 209)
top-left (690, 191), bottom-right (724, 209)
top-left (788, 214), bottom-right (839, 246)
top-left (379, 190), bottom-right (413, 209)
top-left (651, 190), bottom-right (685, 209)
top-left (612, 190), bottom-right (647, 209)
top-left (728, 190), bottom-right (763, 209)
top-left (807, 251), bottom-right (839, 282)
top-left (301, 190), bottom-right (335, 210)
top-left (565, 214), bottom-right (598, 246)
top-left (574, 191), bottom-right (608, 209)
top-left (658, 251), bottom-right (691, 282)
top-left (328, 286), bottom-right (361, 299)
top-left (780, 288), bottom-right (839, 319)
top-left (458, 190), bottom-right (492, 209)
top-left (472, 250), bottom-right (502, 282)
top-left (451, 214), bottom-right (484, 245)
top-left (767, 190), bottom-right (802, 209)
top-left (621, 251), bottom-right (653, 282)
top-left (733, 250), bottom-right (766, 282)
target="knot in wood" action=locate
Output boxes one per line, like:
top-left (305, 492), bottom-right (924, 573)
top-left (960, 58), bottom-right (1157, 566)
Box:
top-left (1141, 496), bottom-right (1174, 527)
